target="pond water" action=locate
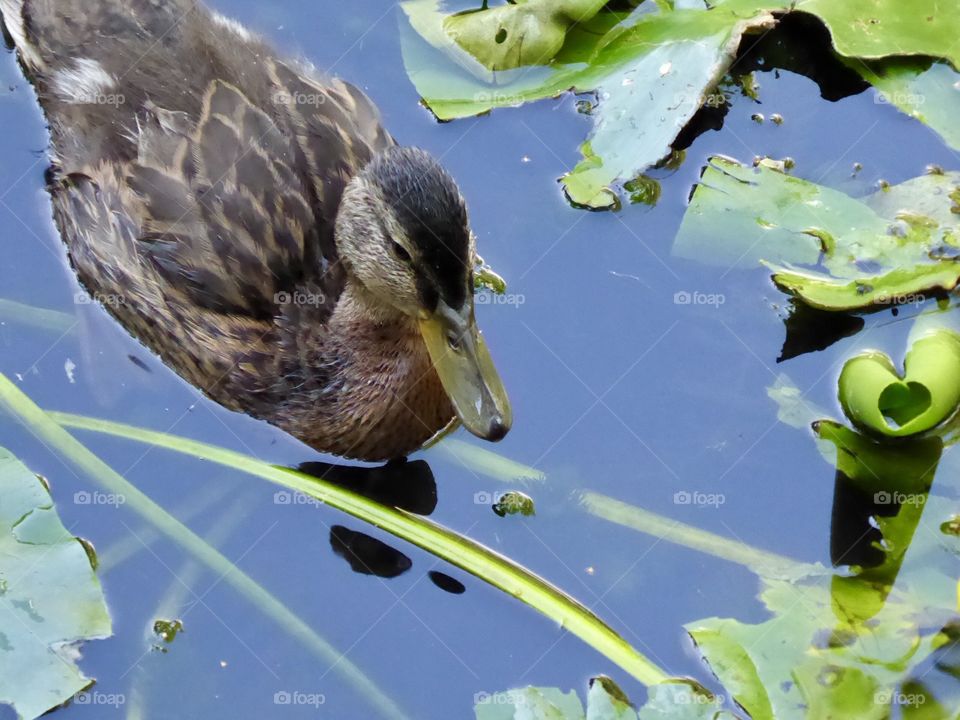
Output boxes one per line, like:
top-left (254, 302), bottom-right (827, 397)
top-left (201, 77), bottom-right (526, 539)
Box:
top-left (1, 2), bottom-right (959, 718)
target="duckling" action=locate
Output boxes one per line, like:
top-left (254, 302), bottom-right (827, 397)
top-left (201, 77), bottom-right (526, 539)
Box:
top-left (0, 0), bottom-right (511, 461)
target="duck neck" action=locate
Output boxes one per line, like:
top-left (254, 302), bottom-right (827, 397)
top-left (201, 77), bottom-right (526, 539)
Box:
top-left (328, 279), bottom-right (415, 331)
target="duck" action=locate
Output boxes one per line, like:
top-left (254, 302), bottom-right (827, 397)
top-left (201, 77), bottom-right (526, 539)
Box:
top-left (0, 0), bottom-right (512, 461)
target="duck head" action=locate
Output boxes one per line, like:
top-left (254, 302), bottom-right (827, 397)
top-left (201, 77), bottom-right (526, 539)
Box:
top-left (335, 146), bottom-right (512, 442)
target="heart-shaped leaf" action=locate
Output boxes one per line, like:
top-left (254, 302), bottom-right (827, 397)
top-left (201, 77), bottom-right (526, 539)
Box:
top-left (838, 330), bottom-right (960, 437)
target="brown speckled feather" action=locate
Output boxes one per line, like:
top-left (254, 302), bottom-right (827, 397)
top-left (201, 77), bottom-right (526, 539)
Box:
top-left (2, 0), bottom-right (461, 460)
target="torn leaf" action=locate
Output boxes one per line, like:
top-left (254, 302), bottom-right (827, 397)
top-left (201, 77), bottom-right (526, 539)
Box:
top-left (0, 448), bottom-right (112, 720)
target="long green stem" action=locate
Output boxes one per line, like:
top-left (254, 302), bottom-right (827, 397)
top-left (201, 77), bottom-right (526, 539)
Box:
top-left (47, 408), bottom-right (669, 686)
top-left (0, 374), bottom-right (410, 720)
top-left (99, 480), bottom-right (233, 573)
top-left (434, 438), bottom-right (546, 483)
top-left (0, 298), bottom-right (76, 334)
top-left (582, 492), bottom-right (810, 577)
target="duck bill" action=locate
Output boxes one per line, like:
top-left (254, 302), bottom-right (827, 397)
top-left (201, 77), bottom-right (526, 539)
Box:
top-left (419, 300), bottom-right (512, 442)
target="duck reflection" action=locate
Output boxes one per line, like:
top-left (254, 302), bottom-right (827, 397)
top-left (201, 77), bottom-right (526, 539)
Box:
top-left (298, 457), bottom-right (438, 515)
top-left (329, 526), bottom-right (412, 579)
top-left (297, 458), bottom-right (437, 581)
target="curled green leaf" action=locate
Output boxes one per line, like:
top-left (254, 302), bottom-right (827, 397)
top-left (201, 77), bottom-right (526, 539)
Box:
top-left (838, 330), bottom-right (960, 437)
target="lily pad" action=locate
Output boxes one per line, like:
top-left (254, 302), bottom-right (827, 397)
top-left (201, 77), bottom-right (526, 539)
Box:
top-left (404, 0), bottom-right (960, 209)
top-left (474, 676), bottom-right (725, 720)
top-left (855, 59), bottom-right (960, 152)
top-left (401, 0), bottom-right (777, 209)
top-left (673, 157), bottom-right (960, 311)
top-left (443, 0), bottom-right (609, 72)
top-left (0, 448), bottom-right (112, 720)
top-left (838, 330), bottom-right (960, 437)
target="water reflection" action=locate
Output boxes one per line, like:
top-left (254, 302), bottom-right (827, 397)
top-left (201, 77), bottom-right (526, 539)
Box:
top-left (298, 458), bottom-right (438, 515)
top-left (428, 571), bottom-right (466, 595)
top-left (329, 526), bottom-right (413, 579)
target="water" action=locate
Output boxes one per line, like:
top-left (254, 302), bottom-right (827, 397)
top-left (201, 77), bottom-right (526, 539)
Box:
top-left (1, 3), bottom-right (958, 718)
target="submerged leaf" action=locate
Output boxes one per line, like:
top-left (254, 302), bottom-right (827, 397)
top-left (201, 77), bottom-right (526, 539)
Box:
top-left (0, 448), bottom-right (112, 720)
top-left (855, 59), bottom-right (960, 152)
top-left (674, 157), bottom-right (960, 311)
top-left (474, 676), bottom-right (722, 720)
top-left (474, 686), bottom-right (585, 719)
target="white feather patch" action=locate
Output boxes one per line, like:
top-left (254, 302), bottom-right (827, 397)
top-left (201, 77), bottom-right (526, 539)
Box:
top-left (211, 12), bottom-right (253, 41)
top-left (0, 0), bottom-right (42, 67)
top-left (52, 58), bottom-right (117, 104)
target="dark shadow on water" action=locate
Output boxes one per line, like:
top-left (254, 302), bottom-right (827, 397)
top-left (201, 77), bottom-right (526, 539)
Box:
top-left (428, 570), bottom-right (466, 595)
top-left (829, 469), bottom-right (893, 569)
top-left (297, 458), bottom-right (438, 515)
top-left (779, 301), bottom-right (865, 363)
top-left (330, 525), bottom-right (413, 579)
top-left (675, 12), bottom-right (871, 152)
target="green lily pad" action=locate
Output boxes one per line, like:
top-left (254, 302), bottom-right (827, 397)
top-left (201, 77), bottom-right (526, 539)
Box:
top-left (404, 0), bottom-right (960, 209)
top-left (794, 0), bottom-right (960, 69)
top-left (474, 676), bottom-right (724, 720)
top-left (673, 156), bottom-right (960, 311)
top-left (854, 59), bottom-right (960, 152)
top-left (838, 330), bottom-right (960, 437)
top-left (443, 0), bottom-right (608, 72)
top-left (401, 1), bottom-right (777, 209)
top-left (0, 448), bottom-right (112, 720)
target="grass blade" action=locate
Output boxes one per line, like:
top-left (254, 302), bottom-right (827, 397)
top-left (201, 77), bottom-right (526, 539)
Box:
top-left (582, 491), bottom-right (809, 577)
top-left (48, 408), bottom-right (668, 686)
top-left (0, 373), bottom-right (410, 720)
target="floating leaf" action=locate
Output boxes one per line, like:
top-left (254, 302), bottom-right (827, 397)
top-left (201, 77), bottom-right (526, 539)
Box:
top-left (443, 0), bottom-right (608, 71)
top-left (493, 490), bottom-right (536, 517)
top-left (403, 0), bottom-right (960, 209)
top-left (673, 156), bottom-right (960, 311)
top-left (838, 330), bottom-right (960, 437)
top-left (401, 1), bottom-right (777, 209)
top-left (855, 59), bottom-right (960, 152)
top-left (0, 447), bottom-right (112, 720)
top-left (474, 676), bottom-right (722, 720)
top-left (794, 0), bottom-right (960, 69)
top-left (475, 686), bottom-right (584, 719)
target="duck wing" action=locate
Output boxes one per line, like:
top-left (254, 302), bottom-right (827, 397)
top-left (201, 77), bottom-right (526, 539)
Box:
top-left (6, 0), bottom-right (394, 323)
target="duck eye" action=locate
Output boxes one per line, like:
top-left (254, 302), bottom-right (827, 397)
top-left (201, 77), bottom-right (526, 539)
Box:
top-left (391, 241), bottom-right (412, 263)
top-left (446, 332), bottom-right (462, 352)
